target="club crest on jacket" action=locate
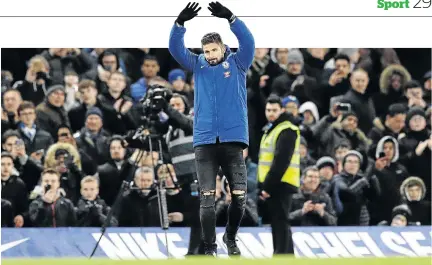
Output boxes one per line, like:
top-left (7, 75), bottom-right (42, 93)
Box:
top-left (222, 61), bottom-right (230, 69)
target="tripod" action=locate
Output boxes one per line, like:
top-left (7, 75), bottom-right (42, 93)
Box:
top-left (89, 130), bottom-right (180, 259)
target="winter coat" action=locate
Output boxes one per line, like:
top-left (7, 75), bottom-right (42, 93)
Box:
top-left (29, 196), bottom-right (77, 227)
top-left (368, 136), bottom-right (409, 225)
top-left (35, 100), bottom-right (71, 139)
top-left (76, 197), bottom-right (118, 227)
top-left (289, 188), bottom-right (337, 226)
top-left (169, 18), bottom-right (255, 148)
top-left (342, 89), bottom-right (377, 133)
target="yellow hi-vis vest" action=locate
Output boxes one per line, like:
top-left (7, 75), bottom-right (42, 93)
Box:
top-left (257, 120), bottom-right (301, 187)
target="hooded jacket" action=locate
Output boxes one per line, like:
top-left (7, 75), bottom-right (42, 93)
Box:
top-left (169, 18), bottom-right (255, 148)
top-left (299, 101), bottom-right (320, 124)
top-left (368, 136), bottom-right (409, 225)
top-left (399, 177), bottom-right (431, 225)
top-left (44, 142), bottom-right (83, 204)
top-left (373, 64), bottom-right (411, 119)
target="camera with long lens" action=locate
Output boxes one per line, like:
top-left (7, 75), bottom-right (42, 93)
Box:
top-left (141, 84), bottom-right (172, 115)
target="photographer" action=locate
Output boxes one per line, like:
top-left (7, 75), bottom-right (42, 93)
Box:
top-left (76, 176), bottom-right (118, 227)
top-left (289, 166), bottom-right (337, 226)
top-left (29, 168), bottom-right (77, 227)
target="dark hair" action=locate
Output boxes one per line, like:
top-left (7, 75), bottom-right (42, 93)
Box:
top-left (387, 103), bottom-right (407, 117)
top-left (17, 100), bottom-right (35, 115)
top-left (109, 135), bottom-right (124, 146)
top-left (266, 95), bottom-right (283, 108)
top-left (334, 53), bottom-right (351, 64)
top-left (404, 80), bottom-right (422, 91)
top-left (2, 130), bottom-right (21, 144)
top-left (1, 151), bottom-right (14, 161)
top-left (142, 55), bottom-right (159, 65)
top-left (78, 79), bottom-right (97, 91)
top-left (201, 32), bottom-right (223, 46)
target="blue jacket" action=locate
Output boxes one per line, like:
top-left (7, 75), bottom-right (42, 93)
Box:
top-left (168, 18), bottom-right (255, 148)
top-left (130, 77), bottom-right (148, 103)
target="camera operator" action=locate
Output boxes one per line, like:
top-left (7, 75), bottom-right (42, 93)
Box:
top-left (289, 166), bottom-right (337, 226)
top-left (29, 168), bottom-right (77, 227)
top-left (76, 176), bottom-right (118, 227)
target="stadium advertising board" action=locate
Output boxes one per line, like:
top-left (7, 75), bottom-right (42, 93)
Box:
top-left (1, 226), bottom-right (431, 259)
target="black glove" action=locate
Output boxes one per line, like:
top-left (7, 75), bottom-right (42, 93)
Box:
top-left (176, 2), bottom-right (201, 26)
top-left (208, 1), bottom-right (236, 23)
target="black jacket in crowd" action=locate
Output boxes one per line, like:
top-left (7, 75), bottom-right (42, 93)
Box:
top-left (59, 165), bottom-right (85, 205)
top-left (332, 171), bottom-right (381, 226)
top-left (246, 55), bottom-right (283, 98)
top-left (13, 156), bottom-right (44, 193)
top-left (289, 188), bottom-right (337, 226)
top-left (97, 159), bottom-right (130, 206)
top-left (117, 189), bottom-right (162, 227)
top-left (75, 127), bottom-right (110, 166)
top-left (1, 199), bottom-right (14, 227)
top-left (271, 72), bottom-right (319, 107)
top-left (67, 100), bottom-right (107, 134)
top-left (15, 80), bottom-right (50, 107)
top-left (367, 123), bottom-right (402, 158)
top-left (29, 196), bottom-right (77, 227)
top-left (97, 91), bottom-right (138, 135)
top-left (342, 89), bottom-right (377, 134)
top-left (40, 50), bottom-right (95, 85)
top-left (319, 70), bottom-right (351, 116)
top-left (1, 175), bottom-right (29, 218)
top-left (76, 197), bottom-right (118, 227)
top-left (35, 100), bottom-right (71, 139)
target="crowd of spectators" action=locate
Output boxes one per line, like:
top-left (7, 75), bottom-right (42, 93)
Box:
top-left (1, 48), bottom-right (431, 228)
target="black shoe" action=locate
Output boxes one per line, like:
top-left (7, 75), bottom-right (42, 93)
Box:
top-left (204, 250), bottom-right (217, 257)
top-left (204, 243), bottom-right (217, 257)
top-left (223, 233), bottom-right (241, 256)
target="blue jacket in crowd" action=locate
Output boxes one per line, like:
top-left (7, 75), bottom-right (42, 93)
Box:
top-left (168, 18), bottom-right (255, 148)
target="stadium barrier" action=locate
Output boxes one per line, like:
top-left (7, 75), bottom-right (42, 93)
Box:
top-left (1, 226), bottom-right (431, 259)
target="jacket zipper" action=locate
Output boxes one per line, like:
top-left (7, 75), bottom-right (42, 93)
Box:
top-left (213, 67), bottom-right (218, 138)
top-left (51, 202), bottom-right (57, 227)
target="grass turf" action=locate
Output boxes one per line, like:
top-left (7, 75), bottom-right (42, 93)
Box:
top-left (2, 257), bottom-right (431, 265)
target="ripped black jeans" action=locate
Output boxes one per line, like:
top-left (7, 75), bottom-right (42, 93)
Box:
top-left (194, 141), bottom-right (247, 251)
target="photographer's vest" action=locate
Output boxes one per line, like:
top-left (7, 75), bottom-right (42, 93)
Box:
top-left (258, 121), bottom-right (301, 188)
top-left (168, 129), bottom-right (196, 176)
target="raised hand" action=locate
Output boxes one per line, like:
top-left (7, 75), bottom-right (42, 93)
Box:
top-left (176, 2), bottom-right (201, 26)
top-left (208, 1), bottom-right (235, 22)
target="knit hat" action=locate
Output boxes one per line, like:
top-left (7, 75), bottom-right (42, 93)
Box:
top-left (46, 85), bottom-right (66, 96)
top-left (282, 95), bottom-right (300, 107)
top-left (342, 150), bottom-right (363, 166)
top-left (341, 111), bottom-right (358, 121)
top-left (168, 69), bottom-right (186, 84)
top-left (391, 204), bottom-right (412, 221)
top-left (55, 148), bottom-right (70, 159)
top-left (287, 50), bottom-right (304, 66)
top-left (316, 156), bottom-right (336, 170)
top-left (406, 106), bottom-right (426, 125)
top-left (85, 107), bottom-right (103, 120)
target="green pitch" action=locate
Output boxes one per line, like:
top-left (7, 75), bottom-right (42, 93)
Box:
top-left (2, 257), bottom-right (431, 265)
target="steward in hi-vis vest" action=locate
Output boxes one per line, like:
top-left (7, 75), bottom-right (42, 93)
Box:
top-left (257, 96), bottom-right (300, 255)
